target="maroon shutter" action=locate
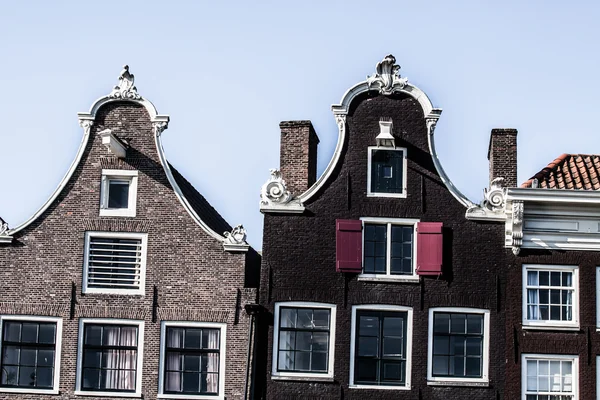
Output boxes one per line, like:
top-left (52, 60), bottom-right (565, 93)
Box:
top-left (336, 219), bottom-right (363, 273)
top-left (416, 222), bottom-right (443, 276)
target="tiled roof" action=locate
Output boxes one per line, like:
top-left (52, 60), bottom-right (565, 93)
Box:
top-left (521, 154), bottom-right (600, 190)
top-left (169, 164), bottom-right (233, 235)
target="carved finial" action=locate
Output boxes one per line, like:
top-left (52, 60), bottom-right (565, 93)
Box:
top-left (224, 225), bottom-right (248, 245)
top-left (483, 177), bottom-right (506, 212)
top-left (0, 218), bottom-right (9, 237)
top-left (260, 169), bottom-right (293, 206)
top-left (366, 54), bottom-right (408, 95)
top-left (153, 121), bottom-right (169, 137)
top-left (109, 65), bottom-right (142, 100)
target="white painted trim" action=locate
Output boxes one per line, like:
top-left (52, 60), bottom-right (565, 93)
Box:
top-left (0, 315), bottom-right (63, 394)
top-left (293, 74), bottom-right (474, 209)
top-left (366, 147), bottom-right (408, 198)
top-left (75, 318), bottom-right (144, 397)
top-left (522, 264), bottom-right (579, 330)
top-left (158, 321), bottom-right (227, 400)
top-left (597, 267), bottom-right (600, 329)
top-left (360, 218), bottom-right (419, 280)
top-left (272, 302), bottom-right (336, 380)
top-left (521, 354), bottom-right (578, 400)
top-left (427, 307), bottom-right (490, 385)
top-left (348, 304), bottom-right (413, 390)
top-left (99, 169), bottom-right (138, 217)
top-left (82, 231), bottom-right (148, 295)
top-left (507, 187), bottom-right (600, 204)
top-left (597, 356), bottom-right (600, 400)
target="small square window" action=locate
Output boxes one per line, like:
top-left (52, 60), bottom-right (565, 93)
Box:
top-left (523, 265), bottom-right (579, 330)
top-left (100, 169), bottom-right (138, 217)
top-left (0, 316), bottom-right (63, 395)
top-left (367, 147), bottom-right (407, 198)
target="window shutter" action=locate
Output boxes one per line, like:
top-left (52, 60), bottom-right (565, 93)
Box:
top-left (336, 219), bottom-right (363, 273)
top-left (416, 222), bottom-right (443, 276)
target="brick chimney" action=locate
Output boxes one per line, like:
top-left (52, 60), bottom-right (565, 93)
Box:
top-left (279, 121), bottom-right (320, 195)
top-left (488, 128), bottom-right (518, 187)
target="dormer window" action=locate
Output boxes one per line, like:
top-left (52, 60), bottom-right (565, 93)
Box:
top-left (99, 169), bottom-right (138, 217)
top-left (367, 147), bottom-right (407, 198)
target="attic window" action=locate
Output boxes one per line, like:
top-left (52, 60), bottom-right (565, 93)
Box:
top-left (367, 147), bottom-right (407, 198)
top-left (99, 169), bottom-right (138, 217)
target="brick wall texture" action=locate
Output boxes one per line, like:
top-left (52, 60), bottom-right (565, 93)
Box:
top-left (258, 92), bottom-right (507, 399)
top-left (488, 128), bottom-right (518, 188)
top-left (279, 120), bottom-right (319, 196)
top-left (0, 101), bottom-right (259, 399)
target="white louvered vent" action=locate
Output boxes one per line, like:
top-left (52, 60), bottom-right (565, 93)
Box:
top-left (84, 233), bottom-right (147, 294)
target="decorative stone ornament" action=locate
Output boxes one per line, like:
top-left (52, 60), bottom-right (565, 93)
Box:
top-left (223, 225), bottom-right (250, 252)
top-left (508, 201), bottom-right (524, 255)
top-left (109, 65), bottom-right (142, 100)
top-left (483, 177), bottom-right (506, 212)
top-left (0, 217), bottom-right (12, 244)
top-left (366, 54), bottom-right (409, 95)
top-left (259, 169), bottom-right (305, 213)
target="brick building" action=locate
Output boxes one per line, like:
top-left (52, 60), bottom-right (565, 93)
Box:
top-left (0, 66), bottom-right (260, 399)
top-left (256, 55), bottom-right (508, 399)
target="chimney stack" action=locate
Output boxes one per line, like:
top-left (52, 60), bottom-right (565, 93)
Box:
top-left (279, 121), bottom-right (320, 195)
top-left (488, 128), bottom-right (518, 187)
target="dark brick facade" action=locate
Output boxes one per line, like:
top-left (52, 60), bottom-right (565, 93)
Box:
top-left (488, 129), bottom-right (518, 188)
top-left (258, 91), bottom-right (507, 399)
top-left (0, 100), bottom-right (260, 399)
top-left (279, 121), bottom-right (320, 196)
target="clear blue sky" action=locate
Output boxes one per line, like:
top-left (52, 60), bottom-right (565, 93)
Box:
top-left (1, 1), bottom-right (599, 249)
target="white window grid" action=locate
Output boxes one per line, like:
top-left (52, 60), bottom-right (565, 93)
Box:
top-left (0, 316), bottom-right (63, 395)
top-left (366, 146), bottom-right (408, 198)
top-left (522, 265), bottom-right (579, 330)
top-left (83, 231), bottom-right (147, 295)
top-left (271, 302), bottom-right (336, 381)
top-left (426, 307), bottom-right (490, 385)
top-left (522, 354), bottom-right (577, 400)
top-left (100, 169), bottom-right (138, 217)
top-left (359, 217), bottom-right (419, 282)
top-left (74, 318), bottom-right (145, 398)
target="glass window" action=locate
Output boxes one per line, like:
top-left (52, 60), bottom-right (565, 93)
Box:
top-left (276, 307), bottom-right (331, 373)
top-left (523, 265), bottom-right (578, 328)
top-left (107, 179), bottom-right (130, 209)
top-left (163, 326), bottom-right (221, 395)
top-left (0, 321), bottom-right (57, 389)
top-left (99, 169), bottom-right (138, 217)
top-left (523, 356), bottom-right (576, 399)
top-left (81, 324), bottom-right (139, 392)
top-left (369, 149), bottom-right (405, 195)
top-left (354, 310), bottom-right (408, 386)
top-left (363, 222), bottom-right (414, 276)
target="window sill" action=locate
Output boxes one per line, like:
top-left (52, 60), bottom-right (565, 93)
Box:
top-left (358, 275), bottom-right (419, 283)
top-left (349, 384), bottom-right (410, 390)
top-left (522, 323), bottom-right (580, 331)
top-left (271, 374), bottom-right (335, 383)
top-left (158, 394), bottom-right (224, 400)
top-left (427, 380), bottom-right (489, 387)
top-left (99, 208), bottom-right (136, 217)
top-left (0, 388), bottom-right (59, 395)
top-left (366, 192), bottom-right (407, 199)
top-left (83, 289), bottom-right (145, 296)
top-left (74, 390), bottom-right (142, 397)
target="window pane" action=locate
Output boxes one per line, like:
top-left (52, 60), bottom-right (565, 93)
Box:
top-left (371, 150), bottom-right (404, 194)
top-left (182, 372), bottom-right (199, 393)
top-left (382, 361), bottom-right (402, 381)
top-left (358, 337), bottom-right (378, 357)
top-left (383, 337), bottom-right (403, 356)
top-left (2, 346), bottom-right (19, 365)
top-left (433, 336), bottom-right (449, 355)
top-left (108, 180), bottom-right (130, 209)
top-left (38, 324), bottom-right (56, 345)
top-left (167, 328), bottom-right (184, 348)
top-left (280, 309), bottom-right (296, 328)
top-left (278, 331), bottom-right (295, 351)
top-left (312, 352), bottom-right (328, 371)
top-left (185, 329), bottom-right (201, 349)
top-left (466, 315), bottom-right (483, 334)
top-left (36, 367), bottom-right (53, 388)
top-left (383, 316), bottom-right (404, 336)
top-left (465, 357), bottom-right (481, 377)
top-left (313, 310), bottom-right (330, 329)
top-left (297, 309), bottom-right (313, 329)
top-left (434, 313), bottom-right (450, 333)
top-left (359, 316), bottom-right (379, 336)
top-left (3, 323), bottom-right (20, 342)
top-left (313, 332), bottom-right (328, 352)
top-left (1, 365), bottom-right (17, 385)
top-left (21, 323), bottom-right (38, 343)
top-left (450, 315), bottom-right (466, 334)
top-left (432, 355), bottom-right (448, 375)
top-left (19, 367), bottom-right (36, 387)
top-left (295, 332), bottom-right (311, 351)
top-left (356, 359), bottom-right (378, 382)
top-left (20, 348), bottom-right (36, 366)
top-left (294, 352), bottom-right (311, 371)
top-left (85, 325), bottom-right (102, 346)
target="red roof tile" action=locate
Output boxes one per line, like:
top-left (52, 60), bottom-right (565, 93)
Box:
top-left (521, 154), bottom-right (600, 190)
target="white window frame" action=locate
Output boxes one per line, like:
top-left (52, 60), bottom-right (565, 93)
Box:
top-left (522, 264), bottom-right (579, 330)
top-left (349, 304), bottom-right (413, 390)
top-left (367, 146), bottom-right (408, 198)
top-left (521, 354), bottom-right (578, 400)
top-left (359, 217), bottom-right (419, 283)
top-left (158, 321), bottom-right (227, 400)
top-left (596, 267), bottom-right (600, 329)
top-left (272, 302), bottom-right (336, 381)
top-left (75, 318), bottom-right (144, 398)
top-left (0, 315), bottom-right (63, 395)
top-left (427, 307), bottom-right (490, 386)
top-left (82, 231), bottom-right (148, 295)
top-left (100, 169), bottom-right (138, 217)
top-left (597, 356), bottom-right (600, 400)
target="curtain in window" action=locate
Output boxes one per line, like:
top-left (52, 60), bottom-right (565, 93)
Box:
top-left (165, 329), bottom-right (182, 391)
top-left (119, 327), bottom-right (137, 391)
top-left (206, 330), bottom-right (219, 393)
top-left (527, 272), bottom-right (538, 320)
top-left (564, 273), bottom-right (573, 321)
top-left (104, 326), bottom-right (119, 390)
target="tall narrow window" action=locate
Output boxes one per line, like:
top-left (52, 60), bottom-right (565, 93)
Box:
top-left (350, 305), bottom-right (413, 390)
top-left (523, 265), bottom-right (579, 329)
top-left (272, 302), bottom-right (336, 379)
top-left (0, 317), bottom-right (62, 394)
top-left (522, 354), bottom-right (577, 399)
top-left (427, 308), bottom-right (490, 385)
top-left (159, 322), bottom-right (226, 398)
top-left (367, 147), bottom-right (407, 198)
top-left (76, 319), bottom-right (144, 397)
